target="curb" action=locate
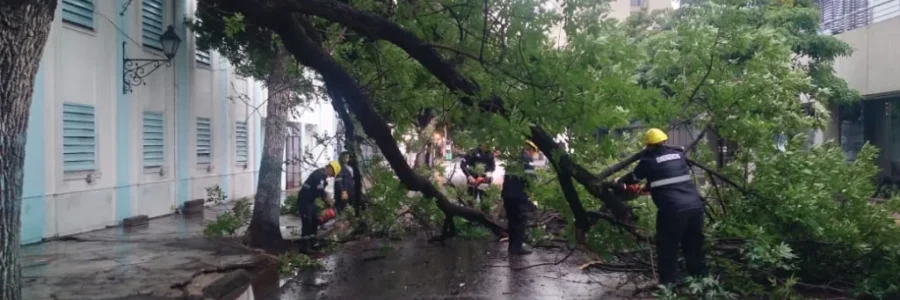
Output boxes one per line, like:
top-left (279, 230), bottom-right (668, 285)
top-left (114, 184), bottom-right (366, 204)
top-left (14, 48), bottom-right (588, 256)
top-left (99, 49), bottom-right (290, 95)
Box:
top-left (203, 269), bottom-right (253, 300)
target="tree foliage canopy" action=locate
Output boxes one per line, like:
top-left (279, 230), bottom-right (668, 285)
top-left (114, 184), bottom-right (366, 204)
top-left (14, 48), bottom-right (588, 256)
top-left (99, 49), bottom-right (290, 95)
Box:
top-left (205, 0), bottom-right (899, 297)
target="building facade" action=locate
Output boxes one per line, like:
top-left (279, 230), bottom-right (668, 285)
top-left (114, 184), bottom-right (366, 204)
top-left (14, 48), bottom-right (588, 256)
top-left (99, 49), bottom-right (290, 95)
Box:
top-left (19, 0), bottom-right (337, 244)
top-left (546, 0), bottom-right (673, 48)
top-left (825, 0), bottom-right (900, 182)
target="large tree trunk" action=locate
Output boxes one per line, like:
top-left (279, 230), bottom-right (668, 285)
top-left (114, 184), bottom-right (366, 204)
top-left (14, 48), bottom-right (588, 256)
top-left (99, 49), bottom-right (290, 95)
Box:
top-left (329, 89), bottom-right (366, 215)
top-left (245, 45), bottom-right (292, 248)
top-left (216, 0), bottom-right (632, 236)
top-left (0, 1), bottom-right (57, 299)
top-left (412, 109), bottom-right (436, 170)
top-left (245, 0), bottom-right (631, 221)
top-left (226, 9), bottom-right (508, 235)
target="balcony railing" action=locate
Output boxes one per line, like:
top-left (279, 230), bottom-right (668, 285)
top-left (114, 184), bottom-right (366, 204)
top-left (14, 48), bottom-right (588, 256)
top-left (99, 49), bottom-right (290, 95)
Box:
top-left (821, 0), bottom-right (900, 34)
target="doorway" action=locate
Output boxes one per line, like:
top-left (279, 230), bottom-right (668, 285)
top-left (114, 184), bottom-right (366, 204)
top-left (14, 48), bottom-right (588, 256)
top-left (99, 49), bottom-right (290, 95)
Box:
top-left (285, 134), bottom-right (302, 189)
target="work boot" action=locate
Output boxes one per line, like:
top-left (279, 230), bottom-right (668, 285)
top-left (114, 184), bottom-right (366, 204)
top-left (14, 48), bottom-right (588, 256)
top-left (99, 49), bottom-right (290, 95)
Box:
top-left (508, 244), bottom-right (533, 255)
top-left (309, 239), bottom-right (323, 251)
top-left (298, 240), bottom-right (310, 253)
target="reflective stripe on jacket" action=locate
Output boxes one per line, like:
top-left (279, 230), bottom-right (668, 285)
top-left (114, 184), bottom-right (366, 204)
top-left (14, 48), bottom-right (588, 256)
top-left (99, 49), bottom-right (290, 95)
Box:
top-left (621, 147), bottom-right (703, 212)
top-left (298, 168), bottom-right (328, 209)
top-left (333, 163), bottom-right (353, 196)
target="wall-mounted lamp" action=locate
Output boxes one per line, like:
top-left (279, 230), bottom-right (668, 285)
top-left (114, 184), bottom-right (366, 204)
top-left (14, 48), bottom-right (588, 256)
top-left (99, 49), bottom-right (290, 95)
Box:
top-left (123, 25), bottom-right (182, 94)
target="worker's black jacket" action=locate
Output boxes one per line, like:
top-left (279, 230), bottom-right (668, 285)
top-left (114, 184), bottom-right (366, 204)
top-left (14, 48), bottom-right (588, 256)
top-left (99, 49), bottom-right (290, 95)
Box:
top-left (460, 148), bottom-right (496, 178)
top-left (502, 151), bottom-right (536, 199)
top-left (333, 163), bottom-right (353, 197)
top-left (297, 168), bottom-right (328, 211)
top-left (620, 146), bottom-right (703, 212)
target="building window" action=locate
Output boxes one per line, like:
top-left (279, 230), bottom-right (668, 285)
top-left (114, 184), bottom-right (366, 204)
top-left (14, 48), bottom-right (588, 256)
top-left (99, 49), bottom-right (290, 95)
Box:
top-left (195, 48), bottom-right (211, 66)
top-left (197, 117), bottom-right (212, 164)
top-left (142, 0), bottom-right (165, 50)
top-left (631, 0), bottom-right (643, 6)
top-left (142, 112), bottom-right (165, 168)
top-left (61, 0), bottom-right (95, 30)
top-left (193, 21), bottom-right (211, 65)
top-left (62, 103), bottom-right (97, 172)
top-left (817, 0), bottom-right (870, 33)
top-left (235, 121), bottom-right (249, 162)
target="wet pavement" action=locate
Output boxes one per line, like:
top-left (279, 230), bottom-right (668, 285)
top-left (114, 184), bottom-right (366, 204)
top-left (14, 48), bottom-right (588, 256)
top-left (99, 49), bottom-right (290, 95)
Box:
top-left (273, 238), bottom-right (638, 300)
top-left (21, 159), bottom-right (639, 300)
top-left (20, 206), bottom-right (296, 300)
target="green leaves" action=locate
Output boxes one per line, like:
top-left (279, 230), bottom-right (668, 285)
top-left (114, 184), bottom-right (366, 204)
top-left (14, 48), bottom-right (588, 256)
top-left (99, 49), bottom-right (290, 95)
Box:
top-left (200, 0), bottom-right (892, 295)
top-left (222, 13), bottom-right (246, 38)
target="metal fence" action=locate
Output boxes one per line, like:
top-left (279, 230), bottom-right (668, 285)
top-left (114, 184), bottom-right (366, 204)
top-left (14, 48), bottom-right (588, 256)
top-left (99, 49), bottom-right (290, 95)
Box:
top-left (820, 0), bottom-right (900, 34)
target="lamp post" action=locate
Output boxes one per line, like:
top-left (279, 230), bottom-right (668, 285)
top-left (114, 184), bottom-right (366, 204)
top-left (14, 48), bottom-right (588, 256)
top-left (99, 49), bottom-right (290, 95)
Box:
top-left (123, 25), bottom-right (182, 94)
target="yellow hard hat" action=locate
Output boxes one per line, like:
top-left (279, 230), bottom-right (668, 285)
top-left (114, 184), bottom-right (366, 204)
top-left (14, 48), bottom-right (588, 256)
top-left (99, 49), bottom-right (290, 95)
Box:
top-left (525, 140), bottom-right (538, 150)
top-left (328, 160), bottom-right (342, 176)
top-left (644, 128), bottom-right (668, 145)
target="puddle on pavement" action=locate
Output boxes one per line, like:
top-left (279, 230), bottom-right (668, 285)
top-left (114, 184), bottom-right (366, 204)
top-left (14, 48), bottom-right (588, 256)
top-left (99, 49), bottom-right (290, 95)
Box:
top-left (239, 238), bottom-right (637, 300)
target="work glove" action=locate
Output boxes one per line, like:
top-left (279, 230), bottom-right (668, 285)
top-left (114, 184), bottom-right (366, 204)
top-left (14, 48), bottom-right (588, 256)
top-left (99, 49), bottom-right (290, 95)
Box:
top-left (467, 175), bottom-right (475, 184)
top-left (341, 191), bottom-right (349, 202)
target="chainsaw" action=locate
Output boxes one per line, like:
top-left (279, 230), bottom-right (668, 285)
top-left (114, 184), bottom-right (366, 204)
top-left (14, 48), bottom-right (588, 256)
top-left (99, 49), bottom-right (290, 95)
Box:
top-left (467, 175), bottom-right (492, 188)
top-left (585, 182), bottom-right (647, 226)
top-left (603, 181), bottom-right (648, 201)
top-left (318, 207), bottom-right (336, 224)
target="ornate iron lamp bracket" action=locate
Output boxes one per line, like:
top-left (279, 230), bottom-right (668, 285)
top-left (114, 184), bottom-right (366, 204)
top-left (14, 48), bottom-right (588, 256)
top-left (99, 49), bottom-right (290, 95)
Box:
top-left (122, 42), bottom-right (173, 94)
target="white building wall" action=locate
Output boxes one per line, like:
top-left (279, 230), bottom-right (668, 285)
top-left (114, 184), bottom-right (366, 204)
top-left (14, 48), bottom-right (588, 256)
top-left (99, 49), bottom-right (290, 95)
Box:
top-left (546, 0), bottom-right (673, 48)
top-left (871, 0), bottom-right (900, 23)
top-left (260, 79), bottom-right (338, 195)
top-left (19, 0), bottom-right (277, 242)
top-left (825, 13), bottom-right (900, 156)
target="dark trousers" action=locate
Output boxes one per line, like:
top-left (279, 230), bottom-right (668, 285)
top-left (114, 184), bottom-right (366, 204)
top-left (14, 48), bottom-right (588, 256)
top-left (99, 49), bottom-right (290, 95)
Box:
top-left (468, 185), bottom-right (486, 201)
top-left (503, 196), bottom-right (529, 250)
top-left (298, 203), bottom-right (319, 244)
top-left (334, 193), bottom-right (347, 215)
top-left (656, 208), bottom-right (707, 285)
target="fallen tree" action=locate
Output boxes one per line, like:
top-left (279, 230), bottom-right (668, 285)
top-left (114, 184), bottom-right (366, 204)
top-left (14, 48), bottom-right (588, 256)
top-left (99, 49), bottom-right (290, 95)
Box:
top-left (206, 0), bottom-right (900, 297)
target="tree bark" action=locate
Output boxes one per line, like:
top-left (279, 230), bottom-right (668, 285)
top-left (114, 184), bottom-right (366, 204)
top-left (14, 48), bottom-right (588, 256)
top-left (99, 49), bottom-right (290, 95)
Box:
top-left (253, 0), bottom-right (636, 222)
top-left (412, 109), bottom-right (436, 170)
top-left (219, 0), bottom-right (634, 234)
top-left (216, 6), bottom-right (509, 235)
top-left (0, 1), bottom-right (57, 299)
top-left (246, 45), bottom-right (292, 248)
top-left (328, 88), bottom-right (366, 215)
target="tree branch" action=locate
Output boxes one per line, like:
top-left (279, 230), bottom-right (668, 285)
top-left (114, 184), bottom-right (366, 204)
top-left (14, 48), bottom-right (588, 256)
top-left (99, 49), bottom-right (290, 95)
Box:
top-left (216, 2), bottom-right (508, 236)
top-left (259, 0), bottom-right (642, 228)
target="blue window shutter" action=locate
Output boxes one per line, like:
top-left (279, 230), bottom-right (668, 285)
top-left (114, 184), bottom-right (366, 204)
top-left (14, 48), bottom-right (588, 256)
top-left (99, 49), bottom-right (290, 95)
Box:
top-left (197, 118), bottom-right (212, 164)
top-left (195, 50), bottom-right (211, 65)
top-left (195, 33), bottom-right (211, 65)
top-left (143, 112), bottom-right (165, 168)
top-left (62, 0), bottom-right (95, 29)
top-left (235, 122), bottom-right (248, 162)
top-left (142, 0), bottom-right (165, 50)
top-left (62, 103), bottom-right (96, 172)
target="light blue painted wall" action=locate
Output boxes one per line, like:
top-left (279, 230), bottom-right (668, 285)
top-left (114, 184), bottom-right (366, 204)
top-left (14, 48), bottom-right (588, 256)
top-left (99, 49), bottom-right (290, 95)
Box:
top-left (115, 0), bottom-right (132, 221)
top-left (175, 0), bottom-right (190, 206)
top-left (21, 63), bottom-right (46, 245)
top-left (219, 59), bottom-right (230, 197)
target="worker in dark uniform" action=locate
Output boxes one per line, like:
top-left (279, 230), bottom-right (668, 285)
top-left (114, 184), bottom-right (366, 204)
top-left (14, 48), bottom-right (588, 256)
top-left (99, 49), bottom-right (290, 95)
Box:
top-left (460, 143), bottom-right (496, 202)
top-left (297, 161), bottom-right (340, 251)
top-left (616, 128), bottom-right (707, 285)
top-left (333, 152), bottom-right (354, 215)
top-left (502, 140), bottom-right (539, 255)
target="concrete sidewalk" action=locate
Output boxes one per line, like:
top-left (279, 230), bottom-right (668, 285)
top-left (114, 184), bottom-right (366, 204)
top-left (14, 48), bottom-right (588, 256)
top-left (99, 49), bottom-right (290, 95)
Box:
top-left (21, 205), bottom-right (300, 300)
